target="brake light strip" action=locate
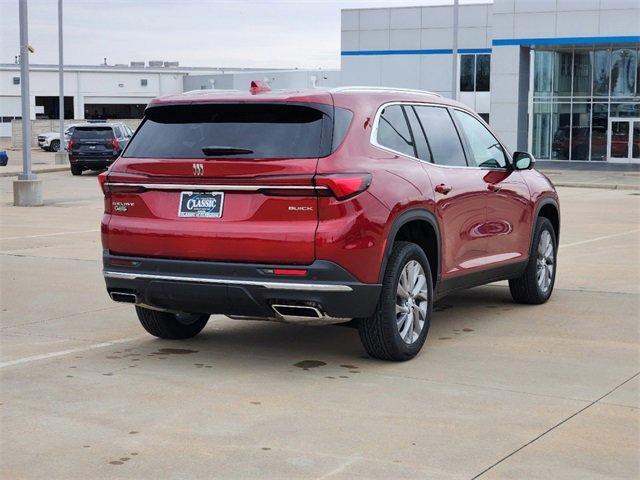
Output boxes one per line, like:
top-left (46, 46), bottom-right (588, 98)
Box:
top-left (104, 183), bottom-right (328, 192)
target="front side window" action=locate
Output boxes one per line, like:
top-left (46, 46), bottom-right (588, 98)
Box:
top-left (453, 110), bottom-right (508, 168)
top-left (375, 105), bottom-right (415, 158)
top-left (414, 106), bottom-right (466, 167)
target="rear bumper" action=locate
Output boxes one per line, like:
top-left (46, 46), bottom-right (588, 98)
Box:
top-left (103, 253), bottom-right (381, 322)
top-left (70, 155), bottom-right (116, 169)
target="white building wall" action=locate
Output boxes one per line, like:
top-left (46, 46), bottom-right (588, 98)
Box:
top-left (340, 4), bottom-right (493, 111)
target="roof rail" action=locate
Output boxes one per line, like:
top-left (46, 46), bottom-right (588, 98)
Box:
top-left (331, 86), bottom-right (442, 97)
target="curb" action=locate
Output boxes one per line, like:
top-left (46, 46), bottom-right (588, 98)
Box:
top-left (0, 166), bottom-right (69, 178)
top-left (554, 182), bottom-right (640, 191)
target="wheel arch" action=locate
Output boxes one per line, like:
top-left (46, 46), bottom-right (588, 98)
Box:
top-left (380, 208), bottom-right (441, 288)
top-left (533, 197), bottom-right (560, 250)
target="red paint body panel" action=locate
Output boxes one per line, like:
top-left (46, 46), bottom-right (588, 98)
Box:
top-left (101, 87), bottom-right (559, 289)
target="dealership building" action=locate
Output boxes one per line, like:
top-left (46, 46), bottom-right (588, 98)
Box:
top-left (341, 0), bottom-right (640, 163)
top-left (2, 0), bottom-right (639, 163)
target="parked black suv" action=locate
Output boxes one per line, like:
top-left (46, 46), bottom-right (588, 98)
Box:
top-left (67, 122), bottom-right (133, 175)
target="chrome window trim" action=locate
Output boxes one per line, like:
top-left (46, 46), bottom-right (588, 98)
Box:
top-left (105, 183), bottom-right (328, 192)
top-left (369, 101), bottom-right (512, 171)
top-left (103, 270), bottom-right (353, 292)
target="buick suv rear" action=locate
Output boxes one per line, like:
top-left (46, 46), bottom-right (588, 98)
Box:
top-left (101, 83), bottom-right (559, 361)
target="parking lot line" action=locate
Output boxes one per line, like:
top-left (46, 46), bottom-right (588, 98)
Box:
top-left (560, 229), bottom-right (639, 249)
top-left (1, 229), bottom-right (100, 241)
top-left (0, 335), bottom-right (144, 369)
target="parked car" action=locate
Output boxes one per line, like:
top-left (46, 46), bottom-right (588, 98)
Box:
top-left (67, 122), bottom-right (133, 175)
top-left (99, 84), bottom-right (560, 361)
top-left (37, 126), bottom-right (75, 152)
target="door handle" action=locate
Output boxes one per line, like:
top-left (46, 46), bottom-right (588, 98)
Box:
top-left (487, 183), bottom-right (502, 192)
top-left (435, 183), bottom-right (452, 195)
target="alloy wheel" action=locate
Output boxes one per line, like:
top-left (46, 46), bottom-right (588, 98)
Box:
top-left (536, 230), bottom-right (554, 293)
top-left (396, 260), bottom-right (429, 344)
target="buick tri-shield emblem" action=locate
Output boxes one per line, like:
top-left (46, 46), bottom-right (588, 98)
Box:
top-left (192, 163), bottom-right (204, 176)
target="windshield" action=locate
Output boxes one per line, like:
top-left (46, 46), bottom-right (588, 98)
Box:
top-left (123, 103), bottom-right (337, 159)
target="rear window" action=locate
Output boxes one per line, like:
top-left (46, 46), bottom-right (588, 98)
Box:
top-left (123, 103), bottom-right (340, 159)
top-left (72, 127), bottom-right (114, 140)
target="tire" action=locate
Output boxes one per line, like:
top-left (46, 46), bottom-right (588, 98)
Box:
top-left (509, 217), bottom-right (557, 304)
top-left (358, 241), bottom-right (433, 361)
top-left (50, 140), bottom-right (60, 152)
top-left (70, 165), bottom-right (83, 176)
top-left (135, 306), bottom-right (209, 340)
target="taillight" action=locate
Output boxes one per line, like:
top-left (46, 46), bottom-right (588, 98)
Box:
top-left (98, 171), bottom-right (108, 194)
top-left (110, 138), bottom-right (120, 150)
top-left (315, 173), bottom-right (372, 200)
top-left (67, 139), bottom-right (74, 150)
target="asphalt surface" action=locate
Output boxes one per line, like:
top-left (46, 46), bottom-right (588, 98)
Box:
top-left (1, 171), bottom-right (638, 479)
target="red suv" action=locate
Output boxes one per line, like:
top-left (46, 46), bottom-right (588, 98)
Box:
top-left (100, 84), bottom-right (559, 361)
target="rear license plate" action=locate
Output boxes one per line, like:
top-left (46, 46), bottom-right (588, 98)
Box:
top-left (178, 192), bottom-right (224, 218)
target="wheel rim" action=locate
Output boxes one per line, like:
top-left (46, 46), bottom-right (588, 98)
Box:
top-left (52, 141), bottom-right (59, 152)
top-left (396, 260), bottom-right (429, 344)
top-left (536, 230), bottom-right (554, 294)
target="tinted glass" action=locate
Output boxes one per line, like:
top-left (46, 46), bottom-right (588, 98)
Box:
top-left (332, 107), bottom-right (354, 151)
top-left (124, 103), bottom-right (329, 159)
top-left (476, 54), bottom-right (490, 92)
top-left (72, 127), bottom-right (114, 140)
top-left (453, 110), bottom-right (507, 168)
top-left (414, 106), bottom-right (466, 167)
top-left (460, 55), bottom-right (475, 92)
top-left (405, 106), bottom-right (431, 161)
top-left (573, 50), bottom-right (592, 96)
top-left (611, 48), bottom-right (637, 97)
top-left (114, 126), bottom-right (123, 138)
top-left (376, 105), bottom-right (415, 157)
top-left (593, 49), bottom-right (611, 96)
top-left (553, 51), bottom-right (573, 96)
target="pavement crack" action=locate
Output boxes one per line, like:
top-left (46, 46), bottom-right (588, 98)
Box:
top-left (471, 371), bottom-right (640, 479)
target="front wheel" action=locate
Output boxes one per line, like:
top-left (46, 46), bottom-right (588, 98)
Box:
top-left (358, 241), bottom-right (433, 361)
top-left (50, 139), bottom-right (60, 152)
top-left (509, 217), bottom-right (557, 304)
top-left (135, 306), bottom-right (210, 339)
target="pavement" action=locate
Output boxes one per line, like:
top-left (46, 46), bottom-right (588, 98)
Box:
top-left (1, 171), bottom-right (639, 479)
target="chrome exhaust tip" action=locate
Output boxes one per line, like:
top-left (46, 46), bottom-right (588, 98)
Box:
top-left (109, 291), bottom-right (138, 304)
top-left (271, 304), bottom-right (323, 321)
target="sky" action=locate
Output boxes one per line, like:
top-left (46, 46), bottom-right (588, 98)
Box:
top-left (0, 0), bottom-right (488, 70)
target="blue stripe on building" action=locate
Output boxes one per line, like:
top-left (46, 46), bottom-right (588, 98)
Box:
top-left (493, 35), bottom-right (640, 46)
top-left (341, 48), bottom-right (492, 56)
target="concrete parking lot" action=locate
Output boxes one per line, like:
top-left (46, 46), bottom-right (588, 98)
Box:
top-left (0, 171), bottom-right (638, 479)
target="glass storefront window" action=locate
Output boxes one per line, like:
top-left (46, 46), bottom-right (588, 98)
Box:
top-left (532, 45), bottom-right (640, 162)
top-left (532, 103), bottom-right (552, 159)
top-left (590, 103), bottom-right (608, 161)
top-left (553, 51), bottom-right (573, 97)
top-left (611, 49), bottom-right (637, 97)
top-left (551, 103), bottom-right (571, 159)
top-left (570, 103), bottom-right (591, 160)
top-left (534, 50), bottom-right (553, 96)
top-left (593, 49), bottom-right (611, 96)
top-left (573, 50), bottom-right (592, 97)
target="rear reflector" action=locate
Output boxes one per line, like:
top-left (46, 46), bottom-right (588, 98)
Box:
top-left (273, 268), bottom-right (308, 276)
top-left (315, 173), bottom-right (372, 200)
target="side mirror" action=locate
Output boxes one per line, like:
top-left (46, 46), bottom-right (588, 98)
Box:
top-left (513, 151), bottom-right (535, 170)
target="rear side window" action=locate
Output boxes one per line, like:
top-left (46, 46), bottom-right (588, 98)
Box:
top-left (452, 110), bottom-right (508, 168)
top-left (123, 103), bottom-right (333, 159)
top-left (72, 127), bottom-right (114, 140)
top-left (405, 106), bottom-right (431, 162)
top-left (375, 105), bottom-right (415, 158)
top-left (413, 106), bottom-right (466, 167)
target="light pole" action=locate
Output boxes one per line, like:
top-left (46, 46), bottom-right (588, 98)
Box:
top-left (14, 0), bottom-right (43, 206)
top-left (54, 0), bottom-right (68, 165)
top-left (451, 0), bottom-right (459, 101)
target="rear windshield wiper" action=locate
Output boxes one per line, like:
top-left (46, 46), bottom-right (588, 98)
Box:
top-left (202, 145), bottom-right (254, 156)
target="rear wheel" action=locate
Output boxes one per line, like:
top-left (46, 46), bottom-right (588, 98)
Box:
top-left (135, 306), bottom-right (210, 339)
top-left (509, 217), bottom-right (557, 304)
top-left (358, 241), bottom-right (432, 361)
top-left (70, 164), bottom-right (83, 176)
